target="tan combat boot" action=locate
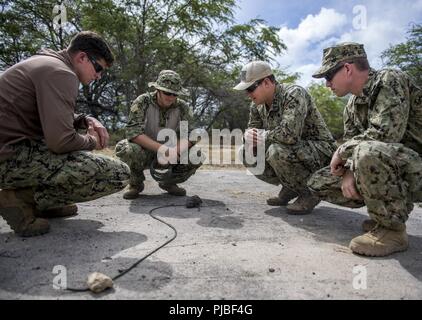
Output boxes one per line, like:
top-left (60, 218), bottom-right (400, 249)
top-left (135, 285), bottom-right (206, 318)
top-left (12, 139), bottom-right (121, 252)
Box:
top-left (267, 187), bottom-right (298, 206)
top-left (0, 189), bottom-right (50, 237)
top-left (35, 204), bottom-right (78, 218)
top-left (349, 225), bottom-right (408, 257)
top-left (286, 191), bottom-right (320, 215)
top-left (362, 219), bottom-right (377, 232)
top-left (123, 183), bottom-right (145, 200)
top-left (159, 183), bottom-right (186, 196)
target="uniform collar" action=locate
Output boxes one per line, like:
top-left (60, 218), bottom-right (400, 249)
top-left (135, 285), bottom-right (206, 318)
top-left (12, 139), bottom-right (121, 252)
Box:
top-left (361, 68), bottom-right (377, 97)
top-left (265, 83), bottom-right (282, 112)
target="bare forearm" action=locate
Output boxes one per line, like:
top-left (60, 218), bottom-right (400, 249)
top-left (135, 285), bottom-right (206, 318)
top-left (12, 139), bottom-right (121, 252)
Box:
top-left (131, 134), bottom-right (164, 152)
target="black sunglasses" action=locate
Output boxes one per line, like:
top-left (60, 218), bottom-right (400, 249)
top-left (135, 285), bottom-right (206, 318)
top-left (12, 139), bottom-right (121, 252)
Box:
top-left (161, 90), bottom-right (178, 97)
top-left (87, 55), bottom-right (104, 74)
top-left (324, 63), bottom-right (348, 82)
top-left (245, 79), bottom-right (264, 93)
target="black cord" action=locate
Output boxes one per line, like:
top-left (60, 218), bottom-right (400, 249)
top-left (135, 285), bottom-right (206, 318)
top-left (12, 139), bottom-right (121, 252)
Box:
top-left (66, 204), bottom-right (184, 292)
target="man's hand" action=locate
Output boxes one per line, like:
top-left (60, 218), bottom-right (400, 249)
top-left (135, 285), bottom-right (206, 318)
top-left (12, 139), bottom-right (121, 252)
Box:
top-left (87, 124), bottom-right (102, 150)
top-left (86, 117), bottom-right (109, 149)
top-left (245, 128), bottom-right (265, 156)
top-left (341, 170), bottom-right (363, 200)
top-left (330, 149), bottom-right (346, 176)
top-left (244, 128), bottom-right (265, 145)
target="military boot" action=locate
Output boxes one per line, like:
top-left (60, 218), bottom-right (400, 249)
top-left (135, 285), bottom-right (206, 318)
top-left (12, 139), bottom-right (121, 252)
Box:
top-left (267, 187), bottom-right (298, 206)
top-left (286, 191), bottom-right (320, 215)
top-left (35, 204), bottom-right (78, 218)
top-left (349, 225), bottom-right (408, 257)
top-left (362, 219), bottom-right (377, 232)
top-left (159, 183), bottom-right (186, 196)
top-left (0, 189), bottom-right (50, 237)
top-left (123, 183), bottom-right (145, 200)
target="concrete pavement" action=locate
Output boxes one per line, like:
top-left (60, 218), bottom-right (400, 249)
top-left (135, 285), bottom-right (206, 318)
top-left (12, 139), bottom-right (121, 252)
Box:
top-left (1, 169), bottom-right (422, 299)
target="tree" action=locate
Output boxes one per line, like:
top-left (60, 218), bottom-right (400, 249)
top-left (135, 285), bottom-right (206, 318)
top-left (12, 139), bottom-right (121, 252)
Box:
top-left (381, 23), bottom-right (422, 86)
top-left (1, 0), bottom-right (290, 133)
top-left (308, 82), bottom-right (346, 140)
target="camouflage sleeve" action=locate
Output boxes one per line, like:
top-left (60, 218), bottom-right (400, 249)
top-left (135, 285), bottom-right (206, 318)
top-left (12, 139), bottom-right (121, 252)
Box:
top-left (125, 95), bottom-right (148, 141)
top-left (342, 96), bottom-right (361, 140)
top-left (338, 70), bottom-right (410, 160)
top-left (247, 104), bottom-right (263, 129)
top-left (266, 86), bottom-right (308, 145)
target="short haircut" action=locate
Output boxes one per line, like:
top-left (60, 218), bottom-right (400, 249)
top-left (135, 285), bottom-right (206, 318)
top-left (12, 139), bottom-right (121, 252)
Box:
top-left (345, 57), bottom-right (370, 71)
top-left (68, 31), bottom-right (114, 66)
top-left (264, 74), bottom-right (276, 83)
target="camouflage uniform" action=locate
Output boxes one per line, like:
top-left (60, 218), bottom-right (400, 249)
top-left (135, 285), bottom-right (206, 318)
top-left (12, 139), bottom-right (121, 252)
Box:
top-left (309, 44), bottom-right (422, 230)
top-left (115, 70), bottom-right (200, 188)
top-left (243, 83), bottom-right (336, 193)
top-left (0, 140), bottom-right (130, 211)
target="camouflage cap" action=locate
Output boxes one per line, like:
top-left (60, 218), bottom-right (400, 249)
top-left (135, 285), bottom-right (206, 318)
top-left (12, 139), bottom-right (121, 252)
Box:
top-left (148, 70), bottom-right (188, 95)
top-left (312, 42), bottom-right (367, 78)
top-left (233, 61), bottom-right (273, 91)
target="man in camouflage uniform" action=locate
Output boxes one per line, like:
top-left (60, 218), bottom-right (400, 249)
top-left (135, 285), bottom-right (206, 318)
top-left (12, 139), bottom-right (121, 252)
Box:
top-left (0, 31), bottom-right (130, 237)
top-left (234, 61), bottom-right (336, 214)
top-left (308, 42), bottom-right (422, 256)
top-left (115, 70), bottom-right (201, 199)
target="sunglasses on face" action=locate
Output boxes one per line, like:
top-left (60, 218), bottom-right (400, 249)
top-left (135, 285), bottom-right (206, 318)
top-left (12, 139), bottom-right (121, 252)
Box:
top-left (87, 55), bottom-right (104, 74)
top-left (324, 64), bottom-right (346, 82)
top-left (245, 79), bottom-right (264, 93)
top-left (161, 91), bottom-right (178, 97)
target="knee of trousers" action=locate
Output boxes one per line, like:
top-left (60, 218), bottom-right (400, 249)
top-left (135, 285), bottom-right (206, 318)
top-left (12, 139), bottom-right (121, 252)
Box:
top-left (94, 157), bottom-right (131, 188)
top-left (266, 143), bottom-right (293, 165)
top-left (113, 159), bottom-right (131, 180)
top-left (307, 166), bottom-right (331, 193)
top-left (115, 139), bottom-right (144, 164)
top-left (352, 141), bottom-right (386, 174)
top-left (51, 152), bottom-right (130, 187)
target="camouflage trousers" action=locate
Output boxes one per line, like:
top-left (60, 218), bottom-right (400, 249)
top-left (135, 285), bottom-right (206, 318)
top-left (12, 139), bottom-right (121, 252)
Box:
top-left (308, 141), bottom-right (422, 230)
top-left (242, 140), bottom-right (333, 193)
top-left (0, 140), bottom-right (130, 210)
top-left (115, 139), bottom-right (201, 187)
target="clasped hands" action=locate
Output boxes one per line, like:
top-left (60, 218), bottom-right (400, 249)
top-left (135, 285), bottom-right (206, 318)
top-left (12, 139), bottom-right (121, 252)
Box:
top-left (330, 149), bottom-right (362, 200)
top-left (244, 128), bottom-right (265, 155)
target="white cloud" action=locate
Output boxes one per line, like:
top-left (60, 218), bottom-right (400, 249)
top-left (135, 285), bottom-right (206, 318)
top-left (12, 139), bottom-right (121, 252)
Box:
top-left (339, 21), bottom-right (405, 68)
top-left (277, 8), bottom-right (347, 66)
top-left (412, 0), bottom-right (422, 10)
top-left (275, 8), bottom-right (347, 86)
top-left (272, 2), bottom-right (422, 87)
top-left (338, 2), bottom-right (420, 68)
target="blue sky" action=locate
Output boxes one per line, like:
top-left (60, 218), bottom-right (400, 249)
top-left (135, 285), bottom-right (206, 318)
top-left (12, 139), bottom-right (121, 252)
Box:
top-left (234, 0), bottom-right (422, 86)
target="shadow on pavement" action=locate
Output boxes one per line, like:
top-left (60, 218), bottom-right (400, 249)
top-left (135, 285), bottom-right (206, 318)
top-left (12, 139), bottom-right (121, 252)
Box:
top-left (265, 204), bottom-right (422, 282)
top-left (128, 194), bottom-right (244, 230)
top-left (0, 218), bottom-right (173, 297)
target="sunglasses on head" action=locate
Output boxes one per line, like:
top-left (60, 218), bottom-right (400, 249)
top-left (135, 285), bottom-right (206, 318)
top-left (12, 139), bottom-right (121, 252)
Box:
top-left (245, 78), bottom-right (264, 93)
top-left (161, 90), bottom-right (178, 97)
top-left (87, 54), bottom-right (104, 74)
